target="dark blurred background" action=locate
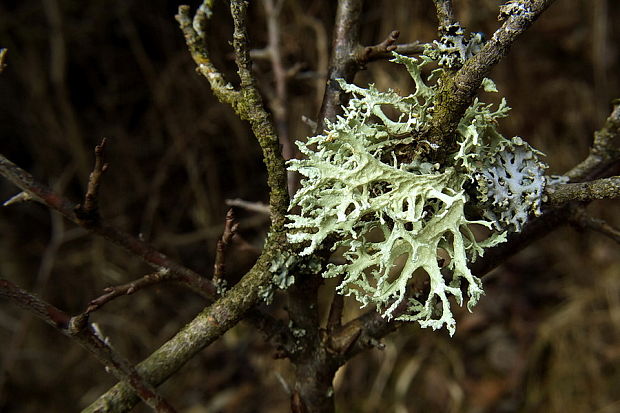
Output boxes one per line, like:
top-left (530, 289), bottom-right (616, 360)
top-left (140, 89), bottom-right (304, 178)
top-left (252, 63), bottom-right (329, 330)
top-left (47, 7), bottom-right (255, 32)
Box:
top-left (0, 0), bottom-right (619, 412)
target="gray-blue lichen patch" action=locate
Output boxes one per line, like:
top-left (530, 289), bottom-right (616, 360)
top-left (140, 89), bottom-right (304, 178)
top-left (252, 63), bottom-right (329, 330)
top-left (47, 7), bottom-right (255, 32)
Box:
top-left (498, 0), bottom-right (535, 21)
top-left (286, 50), bottom-right (551, 335)
top-left (427, 23), bottom-right (484, 69)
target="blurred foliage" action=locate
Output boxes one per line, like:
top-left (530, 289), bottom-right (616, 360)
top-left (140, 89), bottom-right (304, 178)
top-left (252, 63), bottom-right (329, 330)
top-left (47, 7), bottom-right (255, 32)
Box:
top-left (0, 0), bottom-right (619, 412)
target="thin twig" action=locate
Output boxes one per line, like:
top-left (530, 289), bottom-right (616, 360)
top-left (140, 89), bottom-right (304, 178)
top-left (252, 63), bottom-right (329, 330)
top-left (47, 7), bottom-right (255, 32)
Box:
top-left (366, 41), bottom-right (424, 62)
top-left (0, 153), bottom-right (218, 298)
top-left (86, 271), bottom-right (172, 313)
top-left (0, 279), bottom-right (176, 413)
top-left (571, 208), bottom-right (620, 244)
top-left (213, 209), bottom-right (238, 283)
top-left (75, 138), bottom-right (109, 225)
top-left (356, 30), bottom-right (400, 64)
top-left (225, 198), bottom-right (271, 215)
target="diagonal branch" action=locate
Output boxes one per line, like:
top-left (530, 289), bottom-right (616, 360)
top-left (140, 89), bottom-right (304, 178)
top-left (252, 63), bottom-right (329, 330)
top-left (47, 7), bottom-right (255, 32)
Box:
top-left (85, 271), bottom-right (172, 313)
top-left (81, 247), bottom-right (285, 413)
top-left (83, 3), bottom-right (295, 411)
top-left (424, 0), bottom-right (558, 158)
top-left (0, 153), bottom-right (218, 299)
top-left (566, 101), bottom-right (620, 182)
top-left (0, 279), bottom-right (176, 413)
top-left (570, 208), bottom-right (620, 244)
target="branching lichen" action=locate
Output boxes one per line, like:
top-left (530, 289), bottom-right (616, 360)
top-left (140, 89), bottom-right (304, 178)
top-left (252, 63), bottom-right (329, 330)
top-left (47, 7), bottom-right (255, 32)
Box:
top-left (287, 43), bottom-right (553, 335)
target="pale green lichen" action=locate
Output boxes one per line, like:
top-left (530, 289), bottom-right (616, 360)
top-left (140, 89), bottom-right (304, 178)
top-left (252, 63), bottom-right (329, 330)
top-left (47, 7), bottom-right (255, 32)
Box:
top-left (287, 48), bottom-right (551, 335)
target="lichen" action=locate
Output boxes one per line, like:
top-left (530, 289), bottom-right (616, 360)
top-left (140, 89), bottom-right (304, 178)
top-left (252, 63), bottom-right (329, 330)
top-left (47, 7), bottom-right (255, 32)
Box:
top-left (286, 47), bottom-right (551, 335)
top-left (498, 0), bottom-right (535, 21)
top-left (427, 23), bottom-right (484, 69)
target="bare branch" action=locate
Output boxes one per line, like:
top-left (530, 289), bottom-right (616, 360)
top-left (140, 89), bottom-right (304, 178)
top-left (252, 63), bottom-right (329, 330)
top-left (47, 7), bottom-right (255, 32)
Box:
top-left (356, 30), bottom-right (400, 64)
top-left (365, 40), bottom-right (423, 62)
top-left (316, 0), bottom-right (364, 132)
top-left (74, 138), bottom-right (109, 226)
top-left (545, 176), bottom-right (620, 206)
top-left (0, 279), bottom-right (176, 413)
top-left (176, 1), bottom-right (289, 226)
top-left (82, 247), bottom-right (285, 413)
top-left (85, 272), bottom-right (172, 313)
top-left (571, 208), bottom-right (620, 244)
top-left (213, 209), bottom-right (239, 283)
top-left (0, 153), bottom-right (218, 299)
top-left (225, 198), bottom-right (271, 215)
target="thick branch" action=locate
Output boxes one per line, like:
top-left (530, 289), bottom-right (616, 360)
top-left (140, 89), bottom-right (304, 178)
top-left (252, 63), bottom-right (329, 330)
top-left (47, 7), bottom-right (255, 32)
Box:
top-left (0, 279), bottom-right (176, 413)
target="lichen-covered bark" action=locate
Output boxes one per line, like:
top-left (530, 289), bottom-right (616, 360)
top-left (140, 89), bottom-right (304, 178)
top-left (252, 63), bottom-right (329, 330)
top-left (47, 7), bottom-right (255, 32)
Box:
top-left (423, 0), bottom-right (558, 160)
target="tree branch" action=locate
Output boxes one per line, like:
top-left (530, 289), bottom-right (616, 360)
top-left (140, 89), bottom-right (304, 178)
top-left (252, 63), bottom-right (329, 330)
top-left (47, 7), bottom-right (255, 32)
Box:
top-left (176, 0), bottom-right (289, 225)
top-left (424, 0), bottom-right (558, 159)
top-left (0, 279), bottom-right (176, 413)
top-left (566, 101), bottom-right (620, 182)
top-left (85, 271), bottom-right (172, 313)
top-left (433, 0), bottom-right (455, 31)
top-left (545, 176), bottom-right (620, 206)
top-left (81, 246), bottom-right (285, 413)
top-left (83, 2), bottom-right (294, 410)
top-left (0, 153), bottom-right (218, 299)
top-left (74, 138), bottom-right (108, 226)
top-left (315, 0), bottom-right (364, 133)
top-left (570, 208), bottom-right (620, 244)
